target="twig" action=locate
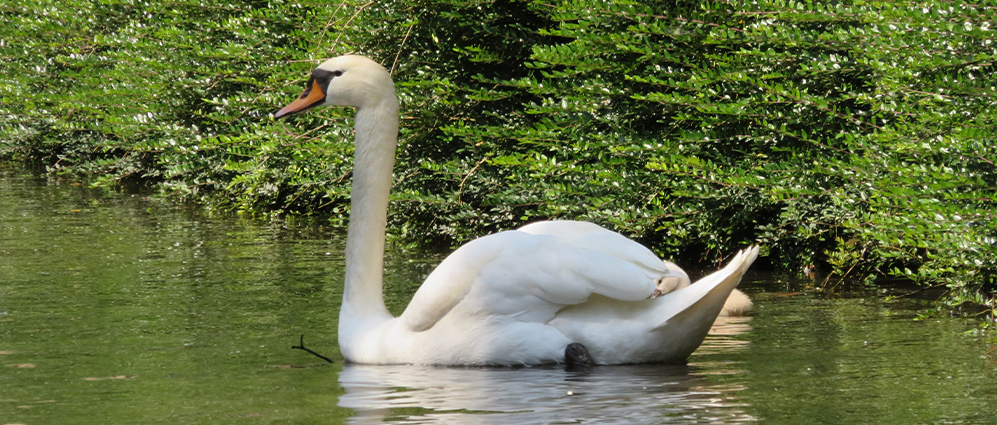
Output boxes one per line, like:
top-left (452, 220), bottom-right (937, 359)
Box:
top-left (890, 282), bottom-right (949, 299)
top-left (824, 243), bottom-right (868, 291)
top-left (986, 346), bottom-right (996, 356)
top-left (391, 18), bottom-right (418, 76)
top-left (456, 156), bottom-right (489, 205)
top-left (291, 334), bottom-right (334, 363)
top-left (332, 1), bottom-right (376, 48)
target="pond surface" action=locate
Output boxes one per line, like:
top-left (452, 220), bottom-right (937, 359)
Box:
top-left (1, 170), bottom-right (995, 424)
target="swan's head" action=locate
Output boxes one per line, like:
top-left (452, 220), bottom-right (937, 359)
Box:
top-left (275, 55), bottom-right (395, 118)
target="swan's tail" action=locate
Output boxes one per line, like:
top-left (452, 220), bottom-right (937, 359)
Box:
top-left (548, 245), bottom-right (759, 364)
top-left (614, 245), bottom-right (758, 362)
top-left (653, 245), bottom-right (759, 330)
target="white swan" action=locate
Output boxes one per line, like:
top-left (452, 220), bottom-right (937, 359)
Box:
top-left (276, 55), bottom-right (759, 366)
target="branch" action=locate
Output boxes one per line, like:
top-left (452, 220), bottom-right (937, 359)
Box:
top-left (291, 334), bottom-right (333, 363)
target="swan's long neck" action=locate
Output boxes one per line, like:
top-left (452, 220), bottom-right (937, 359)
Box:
top-left (340, 96), bottom-right (399, 334)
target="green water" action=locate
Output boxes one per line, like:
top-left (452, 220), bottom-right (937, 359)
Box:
top-left (1, 170), bottom-right (995, 424)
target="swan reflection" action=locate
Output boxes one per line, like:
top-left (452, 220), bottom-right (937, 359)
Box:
top-left (338, 318), bottom-right (754, 424)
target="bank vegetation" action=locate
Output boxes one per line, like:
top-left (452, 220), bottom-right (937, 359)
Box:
top-left (2, 0), bottom-right (995, 319)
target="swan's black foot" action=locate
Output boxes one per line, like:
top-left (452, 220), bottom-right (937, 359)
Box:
top-left (565, 342), bottom-right (595, 370)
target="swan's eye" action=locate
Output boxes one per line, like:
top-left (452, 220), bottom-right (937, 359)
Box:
top-left (332, 70), bottom-right (343, 77)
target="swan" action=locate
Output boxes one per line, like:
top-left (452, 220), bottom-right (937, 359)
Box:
top-left (275, 55), bottom-right (759, 366)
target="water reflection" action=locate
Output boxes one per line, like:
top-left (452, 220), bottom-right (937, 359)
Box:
top-left (338, 317), bottom-right (755, 424)
top-left (693, 316), bottom-right (753, 355)
top-left (339, 364), bottom-right (752, 424)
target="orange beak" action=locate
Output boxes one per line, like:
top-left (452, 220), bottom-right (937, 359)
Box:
top-left (275, 79), bottom-right (326, 118)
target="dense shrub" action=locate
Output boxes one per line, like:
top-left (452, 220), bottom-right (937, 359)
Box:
top-left (450, 0), bottom-right (997, 306)
top-left (1, 0), bottom-right (994, 315)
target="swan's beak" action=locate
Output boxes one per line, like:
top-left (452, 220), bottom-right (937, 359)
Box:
top-left (275, 79), bottom-right (326, 118)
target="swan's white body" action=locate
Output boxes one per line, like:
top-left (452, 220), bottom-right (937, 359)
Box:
top-left (277, 55), bottom-right (759, 366)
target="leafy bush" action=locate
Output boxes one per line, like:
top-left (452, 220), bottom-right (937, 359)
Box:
top-left (1, 0), bottom-right (994, 315)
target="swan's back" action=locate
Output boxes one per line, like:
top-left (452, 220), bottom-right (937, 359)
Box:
top-left (399, 228), bottom-right (660, 332)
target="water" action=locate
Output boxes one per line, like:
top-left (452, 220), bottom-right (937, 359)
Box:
top-left (1, 170), bottom-right (995, 424)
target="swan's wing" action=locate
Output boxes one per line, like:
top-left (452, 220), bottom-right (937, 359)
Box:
top-left (398, 232), bottom-right (514, 332)
top-left (517, 220), bottom-right (673, 275)
top-left (399, 228), bottom-right (670, 332)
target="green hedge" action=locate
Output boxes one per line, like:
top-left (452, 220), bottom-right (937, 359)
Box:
top-left (2, 0), bottom-right (995, 315)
